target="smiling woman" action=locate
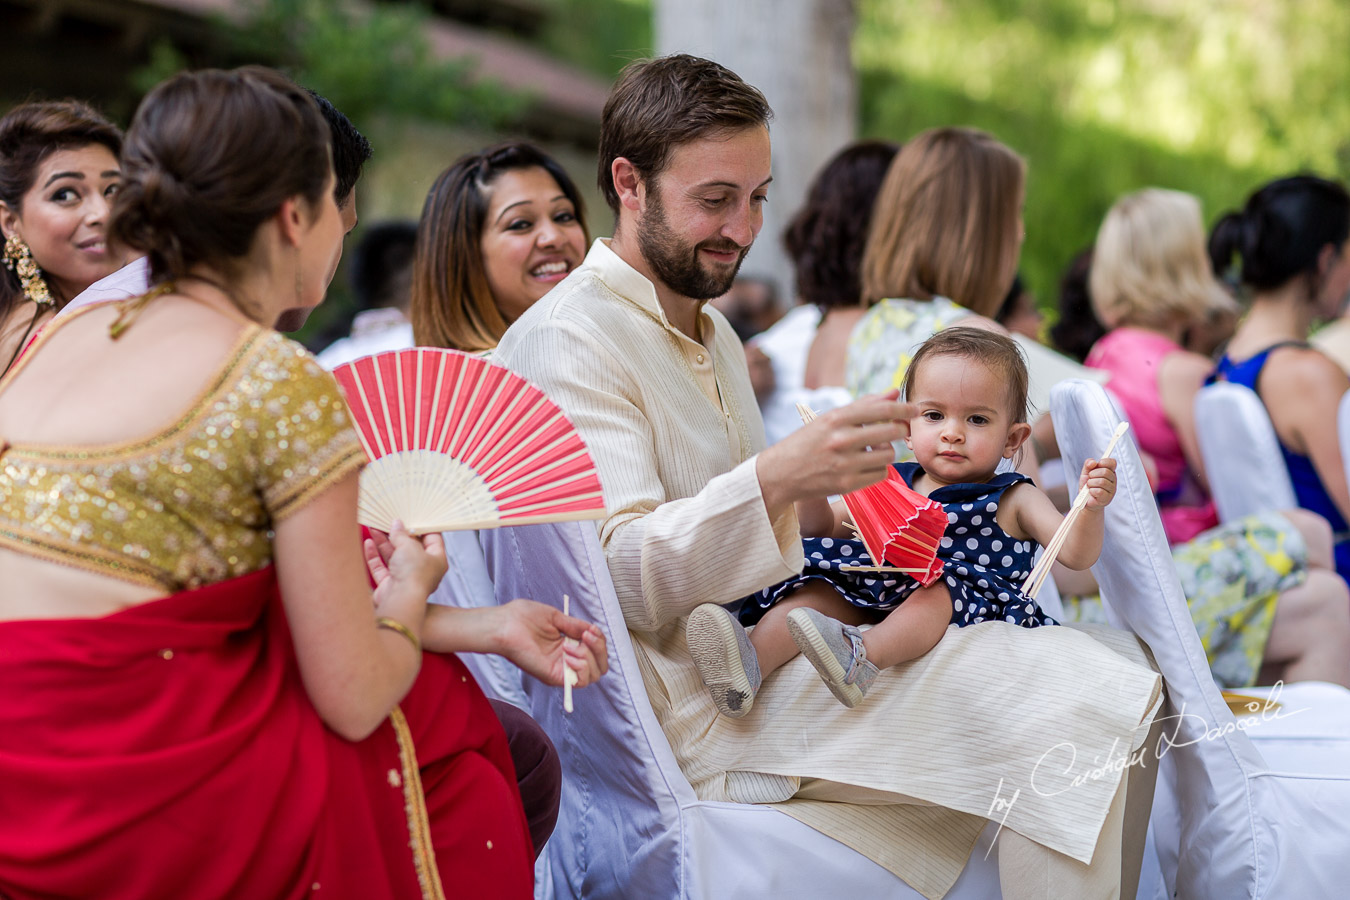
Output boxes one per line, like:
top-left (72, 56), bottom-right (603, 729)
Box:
top-left (0, 100), bottom-right (125, 374)
top-left (410, 142), bottom-right (589, 353)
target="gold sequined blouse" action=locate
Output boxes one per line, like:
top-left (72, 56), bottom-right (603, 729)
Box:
top-left (0, 323), bottom-right (367, 591)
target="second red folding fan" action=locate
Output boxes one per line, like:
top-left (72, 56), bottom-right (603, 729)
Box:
top-left (332, 348), bottom-right (606, 534)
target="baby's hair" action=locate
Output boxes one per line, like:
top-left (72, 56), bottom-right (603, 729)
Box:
top-left (902, 327), bottom-right (1030, 423)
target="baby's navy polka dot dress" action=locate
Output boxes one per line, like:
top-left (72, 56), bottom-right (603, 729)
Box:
top-left (740, 462), bottom-right (1058, 629)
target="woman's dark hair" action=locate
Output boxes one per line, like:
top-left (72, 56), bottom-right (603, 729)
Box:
top-left (1209, 174), bottom-right (1350, 296)
top-left (411, 141), bottom-right (589, 352)
top-left (996, 272), bottom-right (1026, 325)
top-left (0, 99), bottom-right (123, 313)
top-left (783, 139), bottom-right (899, 310)
top-left (109, 66), bottom-right (331, 287)
top-left (1049, 248), bottom-right (1106, 362)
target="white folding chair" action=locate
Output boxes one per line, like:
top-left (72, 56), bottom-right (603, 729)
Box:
top-left (1338, 391), bottom-right (1350, 492)
top-left (1193, 382), bottom-right (1297, 522)
top-left (483, 520), bottom-right (1005, 899)
top-left (1054, 379), bottom-right (1350, 900)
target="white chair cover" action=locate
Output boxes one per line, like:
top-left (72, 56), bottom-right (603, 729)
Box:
top-left (429, 530), bottom-right (529, 710)
top-left (1339, 391), bottom-right (1350, 492)
top-left (1053, 379), bottom-right (1350, 900)
top-left (1193, 382), bottom-right (1297, 522)
top-left (482, 520), bottom-right (1005, 899)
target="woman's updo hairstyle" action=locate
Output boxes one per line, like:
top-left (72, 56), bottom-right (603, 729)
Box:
top-left (110, 66), bottom-right (331, 285)
top-left (1209, 175), bottom-right (1350, 295)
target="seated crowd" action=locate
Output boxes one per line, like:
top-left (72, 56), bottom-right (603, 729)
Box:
top-left (2, 52), bottom-right (1349, 899)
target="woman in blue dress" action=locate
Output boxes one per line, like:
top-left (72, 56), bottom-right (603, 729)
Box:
top-left (1208, 175), bottom-right (1350, 581)
top-left (687, 328), bottom-right (1120, 714)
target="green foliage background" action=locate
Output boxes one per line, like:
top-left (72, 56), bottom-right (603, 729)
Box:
top-left (131, 0), bottom-right (1350, 316)
top-left (548, 0), bottom-right (1350, 309)
top-left (856, 0), bottom-right (1350, 307)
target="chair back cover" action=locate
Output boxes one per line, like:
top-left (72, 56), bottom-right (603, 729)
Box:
top-left (1194, 382), bottom-right (1297, 521)
top-left (1053, 379), bottom-right (1268, 898)
top-left (483, 520), bottom-right (1008, 899)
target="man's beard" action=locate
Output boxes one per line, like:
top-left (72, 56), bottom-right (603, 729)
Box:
top-left (637, 187), bottom-right (749, 300)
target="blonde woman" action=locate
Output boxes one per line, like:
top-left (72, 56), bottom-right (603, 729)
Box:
top-left (1086, 189), bottom-right (1236, 543)
top-left (1082, 187), bottom-right (1350, 690)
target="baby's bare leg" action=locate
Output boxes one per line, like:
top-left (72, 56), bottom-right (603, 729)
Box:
top-left (750, 581), bottom-right (871, 677)
top-left (859, 582), bottom-right (953, 670)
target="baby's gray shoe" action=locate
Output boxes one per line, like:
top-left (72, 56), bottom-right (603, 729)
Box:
top-left (786, 607), bottom-right (878, 709)
top-left (687, 603), bottom-right (762, 718)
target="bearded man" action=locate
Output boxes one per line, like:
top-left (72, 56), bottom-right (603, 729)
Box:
top-left (494, 54), bottom-right (1162, 900)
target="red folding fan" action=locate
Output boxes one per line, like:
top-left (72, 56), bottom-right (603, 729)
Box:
top-left (797, 403), bottom-right (946, 585)
top-left (332, 348), bottom-right (606, 534)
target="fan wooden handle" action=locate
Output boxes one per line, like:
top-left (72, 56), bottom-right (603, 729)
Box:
top-left (1021, 422), bottom-right (1129, 598)
top-left (562, 594), bottom-right (578, 714)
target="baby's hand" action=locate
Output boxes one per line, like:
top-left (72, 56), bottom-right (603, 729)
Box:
top-left (1078, 457), bottom-right (1118, 510)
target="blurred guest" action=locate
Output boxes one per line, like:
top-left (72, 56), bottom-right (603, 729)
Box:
top-left (995, 272), bottom-right (1044, 341)
top-left (1211, 174), bottom-right (1350, 581)
top-left (756, 139), bottom-right (898, 443)
top-left (847, 127), bottom-right (1022, 408)
top-left (1086, 188), bottom-right (1234, 543)
top-left (0, 100), bottom-right (127, 373)
top-left (711, 274), bottom-right (780, 342)
top-left (847, 128), bottom-right (1098, 458)
top-left (1048, 248), bottom-right (1105, 362)
top-left (411, 141), bottom-right (588, 354)
top-left (315, 220), bottom-right (417, 367)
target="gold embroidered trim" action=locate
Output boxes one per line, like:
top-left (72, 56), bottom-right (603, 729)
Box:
top-left (389, 707), bottom-right (445, 900)
top-left (1, 326), bottom-right (262, 461)
top-left (265, 442), bottom-right (368, 523)
top-left (0, 528), bottom-right (172, 590)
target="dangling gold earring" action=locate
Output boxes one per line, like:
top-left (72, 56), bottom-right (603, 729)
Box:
top-left (2, 234), bottom-right (54, 307)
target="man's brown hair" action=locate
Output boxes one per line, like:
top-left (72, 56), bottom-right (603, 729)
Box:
top-left (597, 54), bottom-right (772, 215)
top-left (902, 326), bottom-right (1030, 424)
top-left (861, 128), bottom-right (1025, 317)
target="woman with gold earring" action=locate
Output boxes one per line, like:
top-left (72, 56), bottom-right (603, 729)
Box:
top-left (0, 100), bottom-right (127, 374)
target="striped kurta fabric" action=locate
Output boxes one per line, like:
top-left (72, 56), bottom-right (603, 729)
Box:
top-left (494, 240), bottom-right (1162, 899)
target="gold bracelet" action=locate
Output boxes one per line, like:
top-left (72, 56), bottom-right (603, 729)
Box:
top-left (376, 616), bottom-right (421, 654)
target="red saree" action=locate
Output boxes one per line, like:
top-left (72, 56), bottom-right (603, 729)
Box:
top-left (0, 566), bottom-right (533, 900)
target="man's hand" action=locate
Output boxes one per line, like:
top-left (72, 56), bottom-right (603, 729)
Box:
top-left (757, 390), bottom-right (914, 516)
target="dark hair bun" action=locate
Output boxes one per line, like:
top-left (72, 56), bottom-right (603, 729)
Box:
top-left (110, 66), bottom-right (330, 284)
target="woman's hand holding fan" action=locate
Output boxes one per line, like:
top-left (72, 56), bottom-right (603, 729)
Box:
top-left (361, 520), bottom-right (447, 630)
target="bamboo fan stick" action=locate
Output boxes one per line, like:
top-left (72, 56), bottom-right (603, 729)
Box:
top-left (562, 594), bottom-right (577, 714)
top-left (1021, 422), bottom-right (1130, 599)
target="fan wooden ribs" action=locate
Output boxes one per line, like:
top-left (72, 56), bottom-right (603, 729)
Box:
top-left (333, 349), bottom-right (607, 534)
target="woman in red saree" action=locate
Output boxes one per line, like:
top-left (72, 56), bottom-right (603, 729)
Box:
top-left (0, 67), bottom-right (605, 900)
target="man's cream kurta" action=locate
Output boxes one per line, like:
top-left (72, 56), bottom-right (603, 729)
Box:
top-left (495, 240), bottom-right (1162, 899)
